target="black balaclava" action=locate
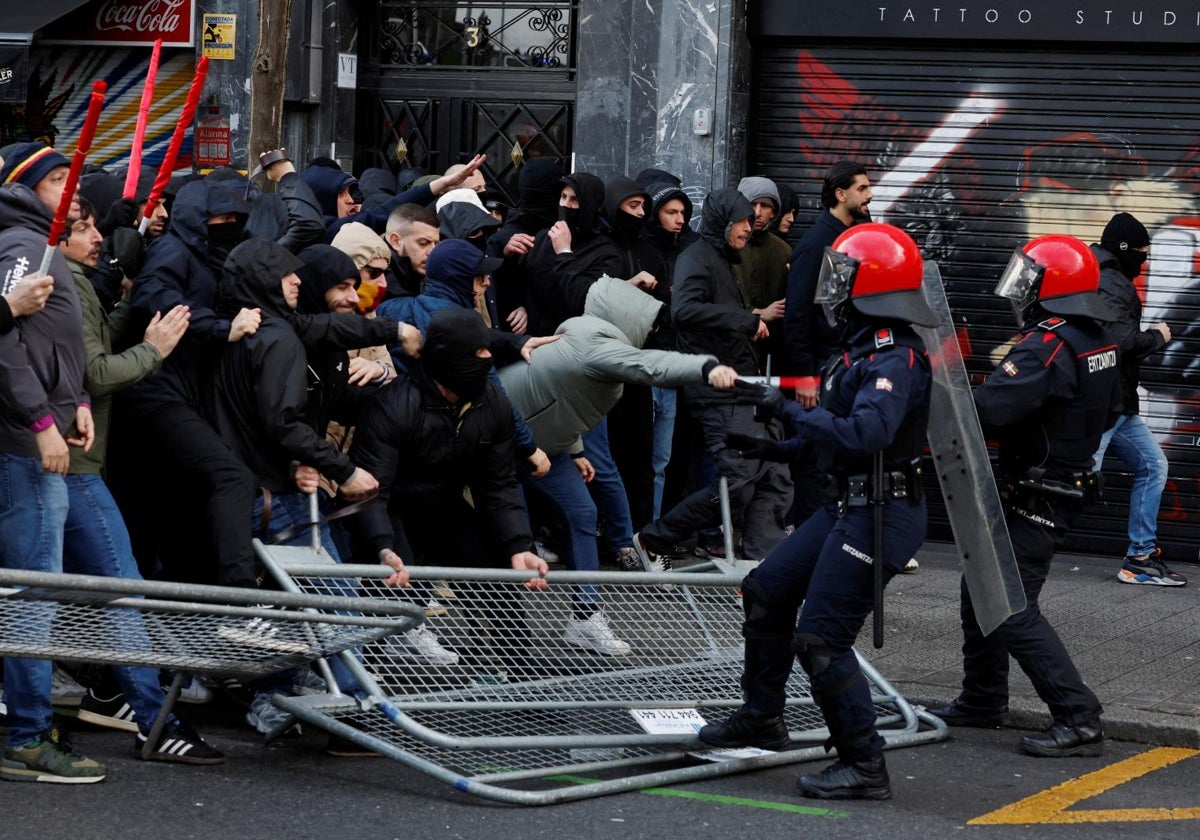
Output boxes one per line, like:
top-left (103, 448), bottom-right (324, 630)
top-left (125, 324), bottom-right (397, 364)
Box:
top-left (559, 173), bottom-right (607, 241)
top-left (517, 157), bottom-right (566, 226)
top-left (1101, 212), bottom-right (1151, 281)
top-left (207, 220), bottom-right (247, 274)
top-left (603, 175), bottom-right (651, 245)
top-left (421, 307), bottom-right (494, 402)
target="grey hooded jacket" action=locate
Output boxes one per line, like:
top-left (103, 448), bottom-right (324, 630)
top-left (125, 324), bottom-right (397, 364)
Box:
top-left (499, 276), bottom-right (716, 456)
top-left (0, 184), bottom-right (88, 458)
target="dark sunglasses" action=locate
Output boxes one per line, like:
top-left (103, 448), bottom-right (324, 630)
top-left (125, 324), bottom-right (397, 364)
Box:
top-left (363, 265), bottom-right (387, 279)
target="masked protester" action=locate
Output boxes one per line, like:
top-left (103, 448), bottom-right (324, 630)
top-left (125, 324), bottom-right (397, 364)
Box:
top-left (519, 172), bottom-right (623, 335)
top-left (347, 306), bottom-right (549, 668)
top-left (1088, 213), bottom-right (1181, 586)
top-left (931, 234), bottom-right (1120, 760)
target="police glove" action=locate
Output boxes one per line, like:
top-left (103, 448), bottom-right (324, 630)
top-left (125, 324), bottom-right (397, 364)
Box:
top-left (732, 380), bottom-right (787, 420)
top-left (97, 197), bottom-right (140, 237)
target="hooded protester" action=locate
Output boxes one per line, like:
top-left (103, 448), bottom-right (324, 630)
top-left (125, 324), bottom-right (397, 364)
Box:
top-left (635, 187), bottom-right (792, 569)
top-left (770, 183), bottom-right (801, 243)
top-left (347, 307), bottom-right (548, 658)
top-left (594, 175), bottom-right (668, 536)
top-left (499, 276), bottom-right (737, 654)
top-left (486, 157), bottom-right (566, 333)
top-left (331, 222), bottom-right (393, 315)
top-left (635, 167), bottom-right (683, 189)
top-left (377, 238), bottom-right (545, 469)
top-left (436, 188), bottom-right (501, 248)
top-left (209, 238), bottom-right (374, 496)
top-left (357, 167), bottom-right (398, 202)
top-left (520, 171), bottom-right (623, 336)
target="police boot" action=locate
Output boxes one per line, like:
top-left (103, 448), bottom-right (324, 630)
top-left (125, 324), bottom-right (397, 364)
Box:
top-left (928, 696), bottom-right (1011, 729)
top-left (795, 753), bottom-right (891, 800)
top-left (1019, 721), bottom-right (1103, 758)
top-left (697, 637), bottom-right (794, 751)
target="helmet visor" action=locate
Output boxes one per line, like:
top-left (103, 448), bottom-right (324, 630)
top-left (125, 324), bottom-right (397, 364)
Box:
top-left (815, 247), bottom-right (859, 327)
top-left (994, 248), bottom-right (1044, 326)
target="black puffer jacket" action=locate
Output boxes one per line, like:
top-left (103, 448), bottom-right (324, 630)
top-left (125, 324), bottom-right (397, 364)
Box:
top-left (671, 188), bottom-right (760, 404)
top-left (208, 238), bottom-right (356, 493)
top-left (124, 179), bottom-right (249, 410)
top-left (348, 363), bottom-right (531, 560)
top-left (1091, 244), bottom-right (1166, 415)
top-left (521, 172), bottom-right (623, 335)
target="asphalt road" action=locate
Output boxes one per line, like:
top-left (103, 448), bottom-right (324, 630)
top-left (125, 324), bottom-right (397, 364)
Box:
top-left (8, 711), bottom-right (1200, 839)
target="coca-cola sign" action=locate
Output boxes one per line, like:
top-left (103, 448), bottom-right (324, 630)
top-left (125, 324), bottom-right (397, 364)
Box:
top-left (40, 0), bottom-right (194, 46)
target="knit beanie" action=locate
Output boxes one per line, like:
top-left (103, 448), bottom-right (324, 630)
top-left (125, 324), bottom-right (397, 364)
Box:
top-left (0, 142), bottom-right (70, 190)
top-left (1101, 212), bottom-right (1150, 251)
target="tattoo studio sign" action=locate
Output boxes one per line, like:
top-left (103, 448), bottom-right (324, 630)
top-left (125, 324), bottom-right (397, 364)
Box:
top-left (753, 1), bottom-right (1200, 42)
top-left (40, 0), bottom-right (195, 47)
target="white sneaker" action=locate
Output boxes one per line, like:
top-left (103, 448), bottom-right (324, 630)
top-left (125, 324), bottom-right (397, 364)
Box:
top-left (216, 613), bottom-right (311, 654)
top-left (290, 668), bottom-right (327, 696)
top-left (387, 626), bottom-right (460, 666)
top-left (904, 557), bottom-right (920, 574)
top-left (246, 691), bottom-right (301, 736)
top-left (562, 611), bottom-right (632, 656)
top-left (424, 599), bottom-right (448, 617)
top-left (50, 666), bottom-right (87, 708)
top-left (534, 540), bottom-right (561, 564)
top-left (177, 675), bottom-right (216, 705)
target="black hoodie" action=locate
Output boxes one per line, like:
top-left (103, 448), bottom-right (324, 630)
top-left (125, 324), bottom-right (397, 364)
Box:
top-left (672, 188), bottom-right (760, 401)
top-left (485, 157), bottom-right (564, 325)
top-left (208, 238), bottom-right (356, 493)
top-left (520, 172), bottom-right (623, 335)
top-left (123, 179), bottom-right (249, 410)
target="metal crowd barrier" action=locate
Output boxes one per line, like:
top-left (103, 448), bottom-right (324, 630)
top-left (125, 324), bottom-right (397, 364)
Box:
top-left (260, 548), bottom-right (947, 806)
top-left (0, 566), bottom-right (423, 758)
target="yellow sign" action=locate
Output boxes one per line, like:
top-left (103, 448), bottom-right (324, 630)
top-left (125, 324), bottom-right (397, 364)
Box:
top-left (971, 747), bottom-right (1200, 825)
top-left (202, 14), bottom-right (236, 61)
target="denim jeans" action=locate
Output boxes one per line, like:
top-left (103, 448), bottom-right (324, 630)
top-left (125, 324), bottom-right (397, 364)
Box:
top-left (63, 474), bottom-right (167, 732)
top-left (651, 387), bottom-right (677, 520)
top-left (1093, 414), bottom-right (1169, 557)
top-left (0, 453), bottom-right (68, 747)
top-left (521, 451), bottom-right (600, 608)
top-left (251, 491), bottom-right (363, 697)
top-left (581, 417), bottom-right (634, 550)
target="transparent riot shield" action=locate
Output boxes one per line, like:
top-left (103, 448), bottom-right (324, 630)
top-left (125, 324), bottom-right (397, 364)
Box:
top-left (914, 262), bottom-right (1026, 635)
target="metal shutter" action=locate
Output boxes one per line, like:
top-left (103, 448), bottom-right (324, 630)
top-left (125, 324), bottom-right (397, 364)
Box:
top-left (750, 43), bottom-right (1200, 559)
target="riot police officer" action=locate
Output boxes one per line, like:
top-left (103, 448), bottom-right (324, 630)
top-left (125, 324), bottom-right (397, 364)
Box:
top-left (930, 234), bottom-right (1119, 758)
top-left (697, 224), bottom-right (936, 800)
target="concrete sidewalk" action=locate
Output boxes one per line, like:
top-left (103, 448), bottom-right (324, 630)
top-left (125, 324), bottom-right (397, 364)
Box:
top-left (866, 541), bottom-right (1200, 748)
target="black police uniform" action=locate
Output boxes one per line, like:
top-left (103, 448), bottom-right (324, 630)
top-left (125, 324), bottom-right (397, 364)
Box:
top-left (700, 322), bottom-right (931, 770)
top-left (958, 315), bottom-right (1119, 729)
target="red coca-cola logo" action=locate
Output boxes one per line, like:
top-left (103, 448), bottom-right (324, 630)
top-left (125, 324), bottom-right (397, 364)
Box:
top-left (94, 0), bottom-right (186, 34)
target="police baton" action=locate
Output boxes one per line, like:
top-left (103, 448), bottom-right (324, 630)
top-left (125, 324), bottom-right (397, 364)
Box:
top-left (872, 449), bottom-right (885, 649)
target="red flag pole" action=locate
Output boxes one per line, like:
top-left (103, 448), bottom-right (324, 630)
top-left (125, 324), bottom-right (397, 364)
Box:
top-left (139, 56), bottom-right (209, 235)
top-left (39, 79), bottom-right (107, 276)
top-left (123, 38), bottom-right (163, 200)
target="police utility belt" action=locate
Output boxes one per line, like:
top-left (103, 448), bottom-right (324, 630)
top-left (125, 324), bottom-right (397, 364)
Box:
top-left (1003, 467), bottom-right (1102, 506)
top-left (836, 459), bottom-right (924, 510)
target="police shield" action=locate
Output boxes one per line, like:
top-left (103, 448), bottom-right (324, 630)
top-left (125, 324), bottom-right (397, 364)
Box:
top-left (913, 262), bottom-right (1026, 635)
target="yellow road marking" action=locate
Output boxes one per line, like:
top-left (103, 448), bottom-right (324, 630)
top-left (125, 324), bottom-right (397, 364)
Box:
top-left (970, 747), bottom-right (1200, 825)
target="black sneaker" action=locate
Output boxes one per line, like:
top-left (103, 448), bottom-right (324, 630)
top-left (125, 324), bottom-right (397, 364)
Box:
top-left (697, 708), bottom-right (791, 751)
top-left (136, 720), bottom-right (225, 765)
top-left (76, 690), bottom-right (139, 733)
top-left (692, 539), bottom-right (728, 560)
top-left (795, 755), bottom-right (891, 800)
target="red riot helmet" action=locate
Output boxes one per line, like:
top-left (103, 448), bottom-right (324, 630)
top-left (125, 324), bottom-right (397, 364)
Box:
top-left (815, 223), bottom-right (938, 327)
top-left (995, 234), bottom-right (1113, 326)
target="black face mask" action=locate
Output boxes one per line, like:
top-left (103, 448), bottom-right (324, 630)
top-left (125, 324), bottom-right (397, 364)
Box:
top-left (207, 221), bottom-right (245, 272)
top-left (611, 209), bottom-right (645, 242)
top-left (558, 205), bottom-right (580, 234)
top-left (1115, 248), bottom-right (1148, 281)
top-left (425, 352), bottom-right (493, 402)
